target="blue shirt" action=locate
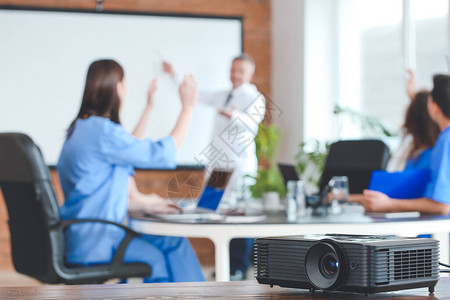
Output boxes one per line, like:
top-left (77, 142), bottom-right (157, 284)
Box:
top-left (57, 116), bottom-right (176, 264)
top-left (424, 126), bottom-right (450, 205)
top-left (404, 148), bottom-right (432, 171)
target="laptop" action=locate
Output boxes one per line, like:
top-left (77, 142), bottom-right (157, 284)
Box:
top-left (277, 163), bottom-right (300, 186)
top-left (150, 169), bottom-right (233, 221)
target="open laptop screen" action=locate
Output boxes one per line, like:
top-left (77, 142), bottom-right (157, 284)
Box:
top-left (196, 170), bottom-right (233, 211)
top-left (278, 163), bottom-right (300, 186)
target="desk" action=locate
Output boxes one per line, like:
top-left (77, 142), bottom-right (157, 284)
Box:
top-left (129, 206), bottom-right (450, 282)
top-left (1, 278), bottom-right (449, 299)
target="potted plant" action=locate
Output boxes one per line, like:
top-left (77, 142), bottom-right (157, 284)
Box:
top-left (249, 123), bottom-right (286, 209)
top-left (295, 104), bottom-right (396, 191)
top-left (295, 140), bottom-right (330, 194)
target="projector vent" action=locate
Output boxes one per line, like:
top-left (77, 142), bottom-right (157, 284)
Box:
top-left (254, 243), bottom-right (270, 278)
top-left (393, 249), bottom-right (432, 280)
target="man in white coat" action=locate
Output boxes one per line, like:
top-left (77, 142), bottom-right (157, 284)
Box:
top-left (163, 54), bottom-right (265, 280)
top-left (163, 54), bottom-right (265, 187)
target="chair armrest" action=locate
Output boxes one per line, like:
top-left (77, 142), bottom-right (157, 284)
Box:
top-left (51, 219), bottom-right (141, 270)
top-left (51, 218), bottom-right (140, 236)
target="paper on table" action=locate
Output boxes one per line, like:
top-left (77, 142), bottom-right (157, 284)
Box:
top-left (366, 211), bottom-right (421, 219)
top-left (222, 215), bottom-right (267, 223)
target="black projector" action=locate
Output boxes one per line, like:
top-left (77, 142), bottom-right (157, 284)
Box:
top-left (254, 234), bottom-right (439, 295)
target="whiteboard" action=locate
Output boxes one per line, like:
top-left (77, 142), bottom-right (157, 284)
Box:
top-left (0, 8), bottom-right (242, 165)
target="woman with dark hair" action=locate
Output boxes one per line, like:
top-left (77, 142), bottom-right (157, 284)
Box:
top-left (402, 90), bottom-right (440, 169)
top-left (387, 70), bottom-right (440, 170)
top-left (57, 59), bottom-right (205, 282)
top-left (360, 74), bottom-right (450, 215)
top-left (361, 71), bottom-right (447, 214)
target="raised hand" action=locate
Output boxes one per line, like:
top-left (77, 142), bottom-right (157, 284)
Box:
top-left (163, 61), bottom-right (177, 78)
top-left (406, 69), bottom-right (416, 101)
top-left (146, 78), bottom-right (158, 108)
top-left (178, 74), bottom-right (198, 111)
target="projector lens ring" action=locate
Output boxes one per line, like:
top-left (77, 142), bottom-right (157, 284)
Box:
top-left (305, 240), bottom-right (348, 290)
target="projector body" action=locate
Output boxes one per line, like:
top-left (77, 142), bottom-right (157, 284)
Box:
top-left (254, 234), bottom-right (439, 294)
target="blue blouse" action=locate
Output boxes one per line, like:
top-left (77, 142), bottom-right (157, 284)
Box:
top-left (424, 126), bottom-right (450, 205)
top-left (404, 148), bottom-right (432, 171)
top-left (57, 116), bottom-right (176, 264)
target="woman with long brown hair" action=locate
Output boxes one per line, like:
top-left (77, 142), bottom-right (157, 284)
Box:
top-left (57, 59), bottom-right (205, 282)
top-left (388, 70), bottom-right (440, 170)
top-left (402, 90), bottom-right (440, 169)
top-left (361, 71), bottom-right (443, 214)
top-left (360, 74), bottom-right (450, 215)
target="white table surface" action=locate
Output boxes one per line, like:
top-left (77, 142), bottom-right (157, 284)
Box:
top-left (129, 205), bottom-right (450, 282)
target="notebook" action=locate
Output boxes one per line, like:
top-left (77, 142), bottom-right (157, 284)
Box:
top-left (368, 169), bottom-right (431, 199)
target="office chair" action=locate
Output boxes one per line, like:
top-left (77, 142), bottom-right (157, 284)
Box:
top-left (319, 139), bottom-right (390, 194)
top-left (0, 133), bottom-right (151, 284)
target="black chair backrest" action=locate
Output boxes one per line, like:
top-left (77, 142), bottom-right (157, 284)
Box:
top-left (319, 139), bottom-right (390, 194)
top-left (0, 133), bottom-right (62, 280)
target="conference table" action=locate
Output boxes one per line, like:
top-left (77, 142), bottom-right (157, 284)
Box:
top-left (128, 205), bottom-right (450, 282)
top-left (2, 279), bottom-right (450, 299)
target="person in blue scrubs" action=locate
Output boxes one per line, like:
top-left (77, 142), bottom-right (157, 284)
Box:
top-left (57, 59), bottom-right (205, 282)
top-left (389, 70), bottom-right (440, 171)
top-left (360, 74), bottom-right (450, 215)
top-left (402, 90), bottom-right (440, 170)
top-left (349, 74), bottom-right (438, 205)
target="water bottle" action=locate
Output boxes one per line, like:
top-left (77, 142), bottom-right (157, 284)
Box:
top-left (286, 184), bottom-right (297, 221)
top-left (286, 180), bottom-right (306, 221)
top-left (295, 181), bottom-right (306, 218)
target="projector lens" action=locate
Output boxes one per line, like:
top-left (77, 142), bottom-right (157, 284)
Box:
top-left (322, 255), bottom-right (339, 276)
top-left (305, 240), bottom-right (348, 290)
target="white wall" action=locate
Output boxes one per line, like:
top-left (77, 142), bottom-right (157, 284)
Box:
top-left (0, 9), bottom-right (241, 165)
top-left (304, 0), bottom-right (340, 142)
top-left (271, 0), bottom-right (354, 162)
top-left (271, 0), bottom-right (306, 163)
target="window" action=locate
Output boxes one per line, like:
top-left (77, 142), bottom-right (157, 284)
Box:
top-left (304, 0), bottom-right (450, 142)
top-left (412, 0), bottom-right (449, 89)
top-left (341, 0), bottom-right (404, 138)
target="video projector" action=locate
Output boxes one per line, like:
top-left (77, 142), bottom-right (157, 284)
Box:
top-left (254, 234), bottom-right (439, 295)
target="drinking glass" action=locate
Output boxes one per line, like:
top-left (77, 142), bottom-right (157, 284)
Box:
top-left (328, 176), bottom-right (349, 214)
